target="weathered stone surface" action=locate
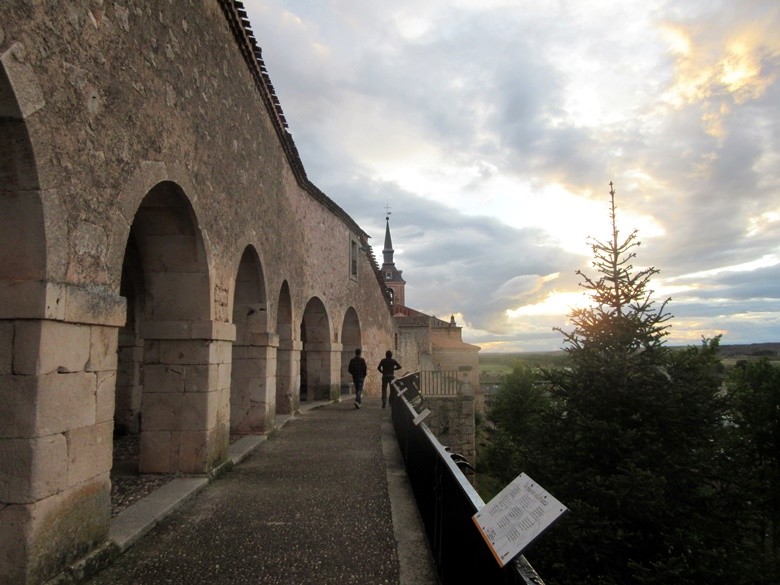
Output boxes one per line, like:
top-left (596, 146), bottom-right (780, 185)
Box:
top-left (0, 475), bottom-right (110, 585)
top-left (13, 320), bottom-right (91, 376)
top-left (1, 1), bottom-right (398, 581)
top-left (426, 395), bottom-right (476, 468)
top-left (86, 325), bottom-right (119, 373)
top-left (67, 422), bottom-right (113, 487)
top-left (0, 321), bottom-right (12, 376)
top-left (95, 371), bottom-right (117, 425)
top-left (0, 434), bottom-right (67, 503)
top-left (142, 390), bottom-right (218, 432)
top-left (0, 371), bottom-right (98, 439)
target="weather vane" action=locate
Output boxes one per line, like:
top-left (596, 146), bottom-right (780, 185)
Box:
top-left (385, 204), bottom-right (392, 221)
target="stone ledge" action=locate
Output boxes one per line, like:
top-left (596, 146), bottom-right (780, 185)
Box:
top-left (0, 280), bottom-right (126, 326)
top-left (108, 476), bottom-right (208, 553)
top-left (228, 435), bottom-right (267, 465)
top-left (278, 339), bottom-right (303, 351)
top-left (43, 542), bottom-right (119, 585)
top-left (302, 342), bottom-right (342, 352)
top-left (140, 320), bottom-right (236, 341)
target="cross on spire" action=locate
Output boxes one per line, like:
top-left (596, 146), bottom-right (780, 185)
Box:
top-left (385, 205), bottom-right (392, 221)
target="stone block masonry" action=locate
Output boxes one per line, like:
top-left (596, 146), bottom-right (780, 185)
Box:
top-left (425, 395), bottom-right (477, 469)
top-left (0, 1), bottom-right (397, 583)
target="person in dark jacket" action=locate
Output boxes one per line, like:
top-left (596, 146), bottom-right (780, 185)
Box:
top-left (347, 348), bottom-right (368, 409)
top-left (377, 350), bottom-right (402, 408)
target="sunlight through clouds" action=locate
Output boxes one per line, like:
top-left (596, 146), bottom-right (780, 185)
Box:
top-left (747, 211), bottom-right (780, 237)
top-left (661, 15), bottom-right (780, 137)
top-left (506, 291), bottom-right (589, 318)
top-left (668, 254), bottom-right (780, 281)
top-left (245, 0), bottom-right (780, 350)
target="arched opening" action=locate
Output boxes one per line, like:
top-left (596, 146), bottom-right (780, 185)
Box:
top-left (0, 63), bottom-right (45, 281)
top-left (111, 231), bottom-right (148, 500)
top-left (230, 246), bottom-right (271, 434)
top-left (341, 308), bottom-right (362, 395)
top-left (275, 281), bottom-right (296, 414)
top-left (113, 181), bottom-right (214, 483)
top-left (114, 232), bottom-right (144, 438)
top-left (300, 297), bottom-right (333, 401)
top-left (0, 54), bottom-right (50, 584)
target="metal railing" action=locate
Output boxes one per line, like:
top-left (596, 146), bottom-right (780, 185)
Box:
top-left (391, 372), bottom-right (545, 585)
top-left (418, 370), bottom-right (463, 396)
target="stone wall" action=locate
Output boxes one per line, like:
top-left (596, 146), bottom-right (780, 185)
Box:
top-left (0, 3), bottom-right (395, 583)
top-left (425, 394), bottom-right (476, 469)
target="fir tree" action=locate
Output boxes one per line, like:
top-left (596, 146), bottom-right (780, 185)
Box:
top-left (528, 184), bottom-right (745, 584)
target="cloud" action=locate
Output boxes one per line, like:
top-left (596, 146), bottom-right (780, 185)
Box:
top-left (245, 0), bottom-right (780, 351)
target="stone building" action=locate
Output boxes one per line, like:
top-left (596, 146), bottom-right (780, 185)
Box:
top-left (381, 217), bottom-right (480, 466)
top-left (0, 3), bottom-right (397, 583)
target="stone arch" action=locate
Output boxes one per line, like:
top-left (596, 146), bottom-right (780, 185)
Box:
top-left (114, 181), bottom-right (223, 476)
top-left (230, 246), bottom-right (274, 434)
top-left (0, 47), bottom-right (51, 585)
top-left (275, 281), bottom-right (298, 414)
top-left (300, 297), bottom-right (337, 401)
top-left (0, 54), bottom-right (45, 283)
top-left (341, 308), bottom-right (362, 394)
top-left (105, 161), bottom-right (215, 299)
top-left (130, 181), bottom-right (211, 321)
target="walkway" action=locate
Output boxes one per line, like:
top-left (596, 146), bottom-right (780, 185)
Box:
top-left (84, 397), bottom-right (437, 585)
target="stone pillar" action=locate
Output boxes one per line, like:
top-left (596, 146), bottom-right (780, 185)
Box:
top-left (276, 339), bottom-right (301, 414)
top-left (426, 394), bottom-right (476, 469)
top-left (0, 281), bottom-right (124, 585)
top-left (329, 343), bottom-right (344, 400)
top-left (231, 332), bottom-right (279, 434)
top-left (303, 342), bottom-right (342, 401)
top-left (340, 347), bottom-right (354, 396)
top-left (139, 320), bottom-right (235, 474)
top-left (115, 329), bottom-right (143, 434)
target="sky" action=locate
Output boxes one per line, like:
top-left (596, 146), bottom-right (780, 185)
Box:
top-left (244, 0), bottom-right (780, 352)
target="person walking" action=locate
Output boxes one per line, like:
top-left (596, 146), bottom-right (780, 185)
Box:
top-left (377, 350), bottom-right (402, 408)
top-left (347, 348), bottom-right (368, 409)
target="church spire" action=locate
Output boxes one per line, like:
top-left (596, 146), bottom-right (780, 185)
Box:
top-left (380, 208), bottom-right (405, 306)
top-left (383, 214), bottom-right (394, 265)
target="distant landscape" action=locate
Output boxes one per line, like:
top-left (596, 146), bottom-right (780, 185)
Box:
top-left (479, 342), bottom-right (780, 383)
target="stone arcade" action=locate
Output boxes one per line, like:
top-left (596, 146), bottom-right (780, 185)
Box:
top-left (0, 2), bottom-right (396, 583)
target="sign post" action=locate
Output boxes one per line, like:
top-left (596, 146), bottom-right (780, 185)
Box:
top-left (472, 473), bottom-right (567, 567)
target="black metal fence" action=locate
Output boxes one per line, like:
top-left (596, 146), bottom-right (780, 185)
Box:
top-left (391, 372), bottom-right (545, 585)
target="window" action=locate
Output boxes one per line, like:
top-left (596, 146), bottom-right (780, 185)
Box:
top-left (350, 238), bottom-right (358, 281)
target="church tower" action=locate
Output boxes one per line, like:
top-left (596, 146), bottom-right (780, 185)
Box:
top-left (381, 214), bottom-right (406, 306)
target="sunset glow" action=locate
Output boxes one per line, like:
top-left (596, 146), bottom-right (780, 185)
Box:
top-left (248, 0), bottom-right (780, 350)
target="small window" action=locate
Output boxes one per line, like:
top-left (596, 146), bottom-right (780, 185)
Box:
top-left (386, 271), bottom-right (392, 279)
top-left (350, 238), bottom-right (358, 281)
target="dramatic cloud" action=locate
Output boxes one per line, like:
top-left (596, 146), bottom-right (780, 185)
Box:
top-left (246, 0), bottom-right (780, 351)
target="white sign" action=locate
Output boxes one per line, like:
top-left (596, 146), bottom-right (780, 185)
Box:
top-left (472, 473), bottom-right (567, 567)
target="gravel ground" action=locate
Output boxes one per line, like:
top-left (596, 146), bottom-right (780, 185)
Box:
top-left (93, 401), bottom-right (402, 585)
top-left (111, 435), bottom-right (175, 518)
top-left (111, 433), bottom-right (246, 517)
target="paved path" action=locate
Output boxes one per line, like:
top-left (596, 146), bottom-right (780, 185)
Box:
top-left (85, 397), bottom-right (436, 585)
